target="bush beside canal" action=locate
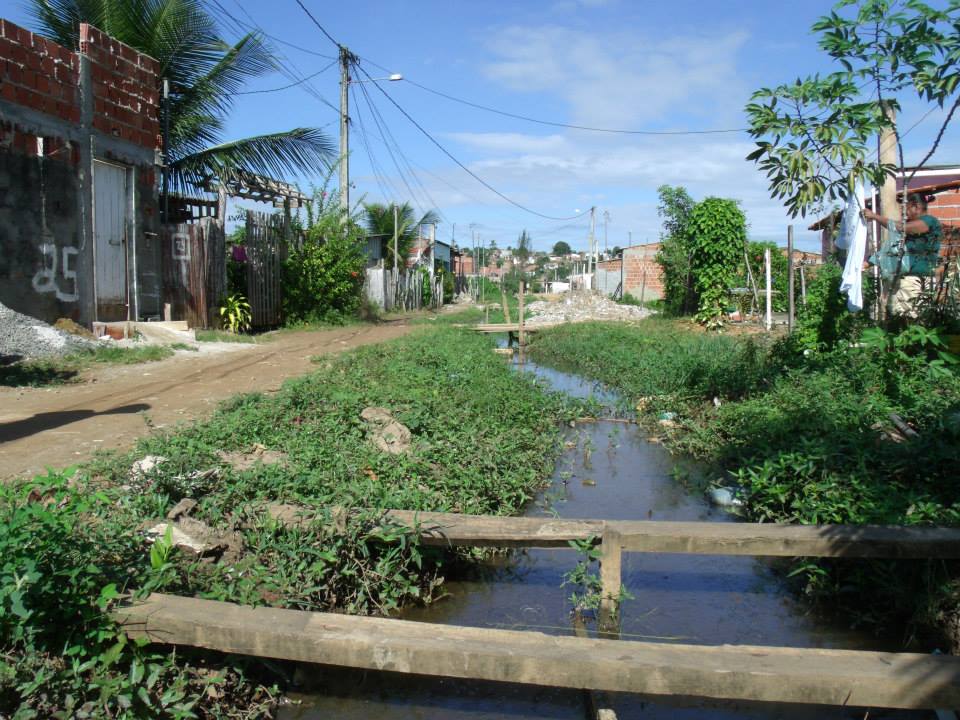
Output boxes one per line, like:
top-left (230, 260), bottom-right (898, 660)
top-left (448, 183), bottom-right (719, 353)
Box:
top-left (1, 326), bottom-right (582, 718)
top-left (530, 319), bottom-right (960, 645)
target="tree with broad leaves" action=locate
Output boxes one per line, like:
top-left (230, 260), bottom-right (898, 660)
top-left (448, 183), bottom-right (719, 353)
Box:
top-left (28, 0), bottom-right (335, 195)
top-left (745, 0), bottom-right (960, 218)
top-left (552, 240), bottom-right (572, 256)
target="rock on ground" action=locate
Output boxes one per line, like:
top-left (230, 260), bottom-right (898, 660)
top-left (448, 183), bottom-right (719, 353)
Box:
top-left (360, 406), bottom-right (412, 455)
top-left (0, 301), bottom-right (98, 359)
top-left (525, 293), bottom-right (651, 326)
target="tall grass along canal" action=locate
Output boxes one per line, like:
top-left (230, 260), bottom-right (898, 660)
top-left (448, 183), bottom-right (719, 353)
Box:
top-left (284, 354), bottom-right (928, 720)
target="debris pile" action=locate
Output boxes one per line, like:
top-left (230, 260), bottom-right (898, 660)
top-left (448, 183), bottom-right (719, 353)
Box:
top-left (524, 293), bottom-right (652, 325)
top-left (360, 406), bottom-right (412, 454)
top-left (0, 301), bottom-right (98, 359)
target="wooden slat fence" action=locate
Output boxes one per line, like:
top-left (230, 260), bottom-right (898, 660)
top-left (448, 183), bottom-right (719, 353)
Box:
top-left (245, 210), bottom-right (286, 328)
top-left (160, 217), bottom-right (225, 328)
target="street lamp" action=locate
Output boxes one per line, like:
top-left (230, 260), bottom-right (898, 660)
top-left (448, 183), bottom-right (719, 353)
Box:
top-left (339, 45), bottom-right (402, 215)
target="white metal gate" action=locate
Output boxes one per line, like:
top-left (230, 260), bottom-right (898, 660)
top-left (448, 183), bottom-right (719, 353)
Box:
top-left (94, 160), bottom-right (129, 320)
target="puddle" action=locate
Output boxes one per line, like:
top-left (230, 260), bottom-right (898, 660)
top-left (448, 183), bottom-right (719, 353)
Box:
top-left (281, 357), bottom-right (932, 720)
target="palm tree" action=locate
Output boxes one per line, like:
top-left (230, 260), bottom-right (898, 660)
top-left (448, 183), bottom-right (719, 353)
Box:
top-left (28, 0), bottom-right (334, 194)
top-left (363, 202), bottom-right (439, 269)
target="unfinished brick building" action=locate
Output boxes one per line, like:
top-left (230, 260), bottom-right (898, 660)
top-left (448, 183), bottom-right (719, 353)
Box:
top-left (0, 19), bottom-right (162, 326)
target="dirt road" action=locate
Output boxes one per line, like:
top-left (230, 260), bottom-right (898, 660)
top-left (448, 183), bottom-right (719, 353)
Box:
top-left (0, 322), bottom-right (414, 481)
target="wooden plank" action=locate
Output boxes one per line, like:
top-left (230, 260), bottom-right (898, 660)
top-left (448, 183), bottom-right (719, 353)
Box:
top-left (384, 510), bottom-right (604, 548)
top-left (115, 593), bottom-right (960, 709)
top-left (598, 529), bottom-right (622, 633)
top-left (377, 511), bottom-right (960, 558)
top-left (612, 520), bottom-right (960, 558)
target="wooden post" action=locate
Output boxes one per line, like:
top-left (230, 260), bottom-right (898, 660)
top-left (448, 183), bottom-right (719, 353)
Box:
top-left (599, 528), bottom-right (622, 636)
top-left (571, 614), bottom-right (619, 720)
top-left (764, 247), bottom-right (772, 331)
top-left (501, 291), bottom-right (511, 325)
top-left (800, 265), bottom-right (807, 306)
top-left (787, 225), bottom-right (795, 333)
top-left (518, 280), bottom-right (525, 353)
top-left (879, 102), bottom-right (898, 319)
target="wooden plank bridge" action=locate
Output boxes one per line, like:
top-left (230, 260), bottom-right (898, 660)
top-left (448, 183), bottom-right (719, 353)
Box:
top-left (116, 509), bottom-right (960, 713)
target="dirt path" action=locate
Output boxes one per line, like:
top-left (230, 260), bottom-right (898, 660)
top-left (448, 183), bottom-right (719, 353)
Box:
top-left (0, 321), bottom-right (414, 481)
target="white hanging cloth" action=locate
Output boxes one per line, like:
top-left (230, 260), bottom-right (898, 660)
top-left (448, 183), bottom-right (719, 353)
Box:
top-left (838, 182), bottom-right (867, 312)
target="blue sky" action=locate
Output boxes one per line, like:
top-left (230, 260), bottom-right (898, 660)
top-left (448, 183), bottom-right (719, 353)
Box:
top-left (10, 0), bottom-right (958, 252)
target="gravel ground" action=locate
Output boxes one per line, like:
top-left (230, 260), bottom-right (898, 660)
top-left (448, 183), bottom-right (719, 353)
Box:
top-left (0, 302), bottom-right (98, 359)
top-left (525, 293), bottom-right (652, 325)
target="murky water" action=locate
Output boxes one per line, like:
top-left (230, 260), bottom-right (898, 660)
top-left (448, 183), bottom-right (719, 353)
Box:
top-left (282, 358), bottom-right (931, 719)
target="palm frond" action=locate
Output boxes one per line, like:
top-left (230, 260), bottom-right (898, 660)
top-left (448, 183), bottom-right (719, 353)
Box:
top-left (170, 128), bottom-right (335, 192)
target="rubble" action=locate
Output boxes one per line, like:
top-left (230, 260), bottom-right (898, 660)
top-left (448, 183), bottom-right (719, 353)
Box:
top-left (524, 293), bottom-right (652, 326)
top-left (360, 407), bottom-right (412, 455)
top-left (217, 443), bottom-right (288, 471)
top-left (0, 301), bottom-right (98, 359)
top-left (146, 517), bottom-right (243, 563)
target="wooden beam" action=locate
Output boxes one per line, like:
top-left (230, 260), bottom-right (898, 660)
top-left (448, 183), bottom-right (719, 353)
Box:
top-left (115, 593), bottom-right (960, 710)
top-left (383, 509), bottom-right (604, 548)
top-left (375, 511), bottom-right (960, 558)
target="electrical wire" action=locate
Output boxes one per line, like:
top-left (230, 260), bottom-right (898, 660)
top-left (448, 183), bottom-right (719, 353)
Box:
top-left (292, 0), bottom-right (343, 50)
top-left (354, 64), bottom-right (590, 222)
top-left (400, 77), bottom-right (749, 136)
top-left (352, 64), bottom-right (450, 222)
top-left (234, 59), bottom-right (337, 94)
top-left (209, 0), bottom-right (340, 114)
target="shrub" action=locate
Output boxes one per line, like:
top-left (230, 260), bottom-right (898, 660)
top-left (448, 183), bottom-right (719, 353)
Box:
top-left (283, 220), bottom-right (367, 324)
top-left (687, 198), bottom-right (747, 326)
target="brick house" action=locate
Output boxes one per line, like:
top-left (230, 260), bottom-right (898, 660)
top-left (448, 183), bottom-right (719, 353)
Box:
top-left (593, 243), bottom-right (665, 300)
top-left (0, 19), bottom-right (162, 327)
top-left (810, 166), bottom-right (960, 264)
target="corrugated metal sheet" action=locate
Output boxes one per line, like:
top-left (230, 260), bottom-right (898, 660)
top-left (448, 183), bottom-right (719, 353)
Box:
top-left (161, 218), bottom-right (225, 328)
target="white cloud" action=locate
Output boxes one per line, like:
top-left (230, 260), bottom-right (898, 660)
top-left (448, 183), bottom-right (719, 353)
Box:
top-left (482, 25), bottom-right (749, 128)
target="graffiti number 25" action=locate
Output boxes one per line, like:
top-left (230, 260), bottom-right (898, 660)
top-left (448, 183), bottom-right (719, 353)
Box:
top-left (32, 243), bottom-right (79, 302)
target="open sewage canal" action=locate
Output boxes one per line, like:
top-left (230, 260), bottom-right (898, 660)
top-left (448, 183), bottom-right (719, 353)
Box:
top-left (282, 356), bottom-right (930, 720)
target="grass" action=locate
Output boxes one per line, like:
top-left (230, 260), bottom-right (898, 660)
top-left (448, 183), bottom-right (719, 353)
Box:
top-left (529, 318), bottom-right (960, 643)
top-left (0, 345), bottom-right (175, 388)
top-left (195, 329), bottom-right (257, 343)
top-left (2, 325), bottom-right (584, 717)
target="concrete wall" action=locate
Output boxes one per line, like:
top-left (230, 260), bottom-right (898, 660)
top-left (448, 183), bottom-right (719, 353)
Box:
top-left (0, 19), bottom-right (161, 326)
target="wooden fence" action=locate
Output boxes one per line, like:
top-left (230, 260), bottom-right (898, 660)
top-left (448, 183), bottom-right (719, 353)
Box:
top-left (245, 210), bottom-right (286, 328)
top-left (160, 218), bottom-right (225, 328)
top-left (365, 268), bottom-right (444, 311)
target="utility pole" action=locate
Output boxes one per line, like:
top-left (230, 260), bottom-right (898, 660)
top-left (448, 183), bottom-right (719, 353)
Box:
top-left (879, 101), bottom-right (898, 319)
top-left (603, 210), bottom-right (610, 259)
top-left (588, 207), bottom-right (596, 291)
top-left (787, 225), bottom-right (795, 333)
top-left (339, 45), bottom-right (354, 218)
top-left (392, 203), bottom-right (398, 273)
top-left (162, 78), bottom-right (170, 224)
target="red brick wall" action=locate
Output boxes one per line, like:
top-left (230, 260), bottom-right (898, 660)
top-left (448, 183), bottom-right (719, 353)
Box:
top-left (0, 19), bottom-right (159, 152)
top-left (930, 188), bottom-right (960, 264)
top-left (0, 19), bottom-right (79, 124)
top-left (622, 245), bottom-right (664, 299)
top-left (80, 24), bottom-right (159, 149)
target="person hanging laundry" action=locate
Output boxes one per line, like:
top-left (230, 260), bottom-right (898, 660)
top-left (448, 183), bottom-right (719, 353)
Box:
top-left (837, 182), bottom-right (867, 311)
top-left (863, 192), bottom-right (943, 317)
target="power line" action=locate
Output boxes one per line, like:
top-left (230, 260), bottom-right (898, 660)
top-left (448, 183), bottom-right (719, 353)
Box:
top-left (209, 0), bottom-right (340, 113)
top-left (234, 59), bottom-right (336, 94)
top-left (292, 0), bottom-right (342, 50)
top-left (400, 77), bottom-right (748, 136)
top-left (355, 64), bottom-right (589, 222)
